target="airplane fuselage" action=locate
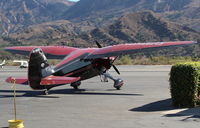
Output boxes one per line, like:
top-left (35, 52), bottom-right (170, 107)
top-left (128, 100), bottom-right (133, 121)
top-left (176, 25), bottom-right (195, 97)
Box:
top-left (54, 58), bottom-right (111, 81)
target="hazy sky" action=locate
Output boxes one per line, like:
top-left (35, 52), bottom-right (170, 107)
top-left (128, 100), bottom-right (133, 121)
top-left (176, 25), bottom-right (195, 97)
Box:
top-left (69, 0), bottom-right (80, 2)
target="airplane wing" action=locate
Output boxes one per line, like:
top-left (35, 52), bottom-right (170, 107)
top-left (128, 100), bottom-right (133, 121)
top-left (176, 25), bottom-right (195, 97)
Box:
top-left (84, 41), bottom-right (197, 59)
top-left (6, 76), bottom-right (80, 86)
top-left (4, 46), bottom-right (79, 59)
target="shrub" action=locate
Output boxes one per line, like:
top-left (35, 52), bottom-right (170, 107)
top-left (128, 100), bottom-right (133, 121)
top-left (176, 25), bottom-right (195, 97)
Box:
top-left (115, 55), bottom-right (133, 65)
top-left (169, 62), bottom-right (200, 108)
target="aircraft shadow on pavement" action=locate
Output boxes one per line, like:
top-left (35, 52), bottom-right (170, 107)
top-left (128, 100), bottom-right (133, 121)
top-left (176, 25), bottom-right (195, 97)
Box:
top-left (0, 90), bottom-right (58, 98)
top-left (130, 98), bottom-right (200, 121)
top-left (129, 98), bottom-right (174, 112)
top-left (49, 88), bottom-right (143, 96)
top-left (0, 88), bottom-right (143, 98)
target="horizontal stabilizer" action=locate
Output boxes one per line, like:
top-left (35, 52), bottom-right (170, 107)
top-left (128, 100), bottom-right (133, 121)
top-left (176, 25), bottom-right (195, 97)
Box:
top-left (6, 77), bottom-right (28, 85)
top-left (6, 76), bottom-right (80, 86)
top-left (40, 76), bottom-right (80, 85)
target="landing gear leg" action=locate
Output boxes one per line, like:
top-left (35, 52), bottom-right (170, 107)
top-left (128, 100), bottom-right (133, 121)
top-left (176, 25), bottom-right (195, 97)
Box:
top-left (103, 72), bottom-right (124, 90)
top-left (70, 81), bottom-right (81, 90)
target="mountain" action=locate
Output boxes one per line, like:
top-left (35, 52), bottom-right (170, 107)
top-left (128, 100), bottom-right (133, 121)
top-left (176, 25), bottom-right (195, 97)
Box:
top-left (2, 11), bottom-right (199, 46)
top-left (89, 11), bottom-right (200, 44)
top-left (0, 0), bottom-right (75, 35)
top-left (64, 0), bottom-right (192, 19)
top-left (1, 20), bottom-right (94, 47)
top-left (63, 0), bottom-right (139, 19)
top-left (163, 3), bottom-right (200, 31)
top-left (1, 0), bottom-right (199, 35)
top-left (1, 11), bottom-right (200, 60)
top-left (88, 11), bottom-right (200, 57)
top-left (63, 0), bottom-right (200, 31)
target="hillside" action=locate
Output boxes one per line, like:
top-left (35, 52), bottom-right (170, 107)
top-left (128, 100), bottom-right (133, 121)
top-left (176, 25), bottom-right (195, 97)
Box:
top-left (1, 0), bottom-right (200, 60)
top-left (89, 11), bottom-right (200, 57)
top-left (2, 11), bottom-right (199, 47)
top-left (64, 0), bottom-right (192, 19)
top-left (1, 20), bottom-right (95, 47)
top-left (1, 0), bottom-right (199, 35)
top-left (63, 0), bottom-right (200, 31)
top-left (0, 0), bottom-right (75, 35)
top-left (163, 6), bottom-right (200, 31)
top-left (90, 11), bottom-right (200, 44)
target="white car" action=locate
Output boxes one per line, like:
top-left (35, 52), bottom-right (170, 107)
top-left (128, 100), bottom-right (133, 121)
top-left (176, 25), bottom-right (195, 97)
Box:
top-left (13, 60), bottom-right (28, 68)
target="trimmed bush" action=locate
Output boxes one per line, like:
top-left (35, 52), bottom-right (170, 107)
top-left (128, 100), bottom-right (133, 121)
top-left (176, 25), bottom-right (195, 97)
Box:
top-left (169, 62), bottom-right (200, 108)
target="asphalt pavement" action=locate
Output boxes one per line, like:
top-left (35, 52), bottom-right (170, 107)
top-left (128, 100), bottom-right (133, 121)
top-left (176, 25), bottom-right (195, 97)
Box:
top-left (0, 65), bottom-right (200, 128)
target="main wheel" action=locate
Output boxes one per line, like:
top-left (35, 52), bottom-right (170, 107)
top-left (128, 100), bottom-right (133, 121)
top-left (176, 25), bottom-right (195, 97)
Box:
top-left (114, 79), bottom-right (124, 90)
top-left (70, 81), bottom-right (81, 90)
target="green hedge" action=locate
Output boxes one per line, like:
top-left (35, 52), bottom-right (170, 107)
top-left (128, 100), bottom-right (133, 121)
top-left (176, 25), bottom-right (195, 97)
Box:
top-left (169, 62), bottom-right (200, 108)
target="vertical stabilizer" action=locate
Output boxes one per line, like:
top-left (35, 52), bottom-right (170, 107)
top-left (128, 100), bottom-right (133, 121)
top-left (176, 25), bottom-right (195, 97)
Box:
top-left (28, 48), bottom-right (54, 89)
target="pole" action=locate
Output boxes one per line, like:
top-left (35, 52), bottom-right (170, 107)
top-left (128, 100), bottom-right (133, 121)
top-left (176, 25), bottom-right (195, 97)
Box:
top-left (12, 79), bottom-right (17, 121)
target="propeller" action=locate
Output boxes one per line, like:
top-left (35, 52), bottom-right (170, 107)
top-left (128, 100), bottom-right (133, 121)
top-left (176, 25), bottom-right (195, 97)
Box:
top-left (95, 41), bottom-right (102, 48)
top-left (112, 64), bottom-right (120, 75)
top-left (95, 41), bottom-right (120, 75)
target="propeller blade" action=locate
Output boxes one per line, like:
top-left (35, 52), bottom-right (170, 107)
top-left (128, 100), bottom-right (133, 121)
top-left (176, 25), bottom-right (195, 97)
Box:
top-left (112, 65), bottom-right (120, 75)
top-left (95, 41), bottom-right (102, 48)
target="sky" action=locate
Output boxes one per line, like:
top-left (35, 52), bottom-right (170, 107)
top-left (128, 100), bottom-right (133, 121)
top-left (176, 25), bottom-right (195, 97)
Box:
top-left (68, 0), bottom-right (80, 2)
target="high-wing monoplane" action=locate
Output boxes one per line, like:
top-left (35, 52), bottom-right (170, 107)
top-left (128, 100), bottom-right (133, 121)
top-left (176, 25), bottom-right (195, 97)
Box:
top-left (5, 41), bottom-right (196, 94)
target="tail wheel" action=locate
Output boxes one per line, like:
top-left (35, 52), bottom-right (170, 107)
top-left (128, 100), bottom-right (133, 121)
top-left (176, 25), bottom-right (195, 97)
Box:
top-left (70, 81), bottom-right (81, 90)
top-left (44, 89), bottom-right (49, 95)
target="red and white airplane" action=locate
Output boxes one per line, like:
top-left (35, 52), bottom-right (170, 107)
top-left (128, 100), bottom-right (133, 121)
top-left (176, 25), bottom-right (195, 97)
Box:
top-left (5, 41), bottom-right (196, 94)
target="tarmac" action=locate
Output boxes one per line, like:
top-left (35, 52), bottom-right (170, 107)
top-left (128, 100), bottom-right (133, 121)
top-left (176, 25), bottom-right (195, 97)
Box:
top-left (0, 65), bottom-right (200, 128)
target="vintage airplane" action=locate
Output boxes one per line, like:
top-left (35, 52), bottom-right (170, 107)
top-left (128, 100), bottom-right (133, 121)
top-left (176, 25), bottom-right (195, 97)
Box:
top-left (0, 60), bottom-right (6, 68)
top-left (5, 41), bottom-right (196, 94)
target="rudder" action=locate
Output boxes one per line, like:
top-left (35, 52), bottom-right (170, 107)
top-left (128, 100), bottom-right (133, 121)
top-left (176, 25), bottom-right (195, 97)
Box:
top-left (28, 48), bottom-right (54, 89)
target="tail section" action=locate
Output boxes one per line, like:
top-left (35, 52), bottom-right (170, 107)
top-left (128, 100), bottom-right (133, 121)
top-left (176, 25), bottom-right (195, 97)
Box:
top-left (28, 48), bottom-right (54, 89)
top-left (6, 48), bottom-right (80, 90)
